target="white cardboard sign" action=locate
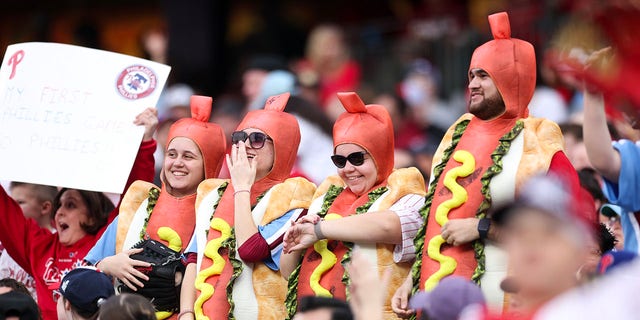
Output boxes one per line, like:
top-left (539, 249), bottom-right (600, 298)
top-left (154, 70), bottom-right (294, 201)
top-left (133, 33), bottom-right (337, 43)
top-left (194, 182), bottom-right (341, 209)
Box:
top-left (0, 42), bottom-right (170, 193)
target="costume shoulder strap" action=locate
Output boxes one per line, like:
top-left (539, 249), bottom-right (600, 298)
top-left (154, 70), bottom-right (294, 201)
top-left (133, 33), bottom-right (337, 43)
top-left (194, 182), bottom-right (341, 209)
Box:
top-left (378, 167), bottom-right (427, 209)
top-left (260, 177), bottom-right (317, 226)
top-left (431, 114), bottom-right (474, 179)
top-left (116, 180), bottom-right (157, 253)
top-left (313, 175), bottom-right (345, 200)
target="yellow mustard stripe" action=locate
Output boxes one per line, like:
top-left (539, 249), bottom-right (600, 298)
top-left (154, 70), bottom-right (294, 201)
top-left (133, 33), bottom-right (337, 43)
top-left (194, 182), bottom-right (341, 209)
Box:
top-left (424, 150), bottom-right (475, 290)
top-left (157, 226), bottom-right (183, 252)
top-left (194, 218), bottom-right (232, 320)
top-left (310, 213), bottom-right (343, 297)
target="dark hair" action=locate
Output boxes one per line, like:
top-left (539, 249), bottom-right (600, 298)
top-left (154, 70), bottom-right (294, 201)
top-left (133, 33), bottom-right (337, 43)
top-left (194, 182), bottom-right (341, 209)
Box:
top-left (298, 296), bottom-right (353, 320)
top-left (63, 297), bottom-right (99, 320)
top-left (52, 189), bottom-right (115, 235)
top-left (98, 294), bottom-right (156, 320)
top-left (0, 278), bottom-right (32, 297)
top-left (9, 182), bottom-right (59, 203)
top-left (597, 222), bottom-right (618, 253)
top-left (578, 168), bottom-right (607, 203)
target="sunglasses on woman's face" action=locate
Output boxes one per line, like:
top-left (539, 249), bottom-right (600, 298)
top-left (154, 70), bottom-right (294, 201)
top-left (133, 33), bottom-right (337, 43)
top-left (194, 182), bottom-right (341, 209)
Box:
top-left (231, 131), bottom-right (272, 149)
top-left (331, 151), bottom-right (368, 168)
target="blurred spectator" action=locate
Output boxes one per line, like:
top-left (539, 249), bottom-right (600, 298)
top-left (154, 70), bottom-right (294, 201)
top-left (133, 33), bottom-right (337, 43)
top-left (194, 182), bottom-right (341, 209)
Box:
top-left (372, 92), bottom-right (440, 179)
top-left (293, 296), bottom-right (353, 320)
top-left (249, 70), bottom-right (296, 110)
top-left (301, 24), bottom-right (361, 119)
top-left (0, 291), bottom-right (40, 320)
top-left (410, 276), bottom-right (485, 320)
top-left (156, 84), bottom-right (193, 122)
top-left (1, 182), bottom-right (58, 300)
top-left (140, 26), bottom-right (168, 65)
top-left (529, 55), bottom-right (570, 124)
top-left (490, 176), bottom-right (594, 317)
top-left (399, 59), bottom-right (462, 132)
top-left (98, 294), bottom-right (156, 320)
top-left (242, 54), bottom-right (287, 109)
top-left (559, 123), bottom-right (591, 170)
top-left (52, 267), bottom-right (114, 320)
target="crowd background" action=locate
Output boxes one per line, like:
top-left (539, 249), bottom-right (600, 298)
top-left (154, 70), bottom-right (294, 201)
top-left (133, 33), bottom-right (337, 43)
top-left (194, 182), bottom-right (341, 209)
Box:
top-left (4, 0), bottom-right (636, 183)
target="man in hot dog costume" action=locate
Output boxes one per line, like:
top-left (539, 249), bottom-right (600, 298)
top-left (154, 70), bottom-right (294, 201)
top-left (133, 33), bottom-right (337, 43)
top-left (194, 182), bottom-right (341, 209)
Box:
top-left (392, 12), bottom-right (582, 316)
top-left (179, 93), bottom-right (316, 320)
top-left (282, 92), bottom-right (426, 319)
top-left (85, 96), bottom-right (227, 319)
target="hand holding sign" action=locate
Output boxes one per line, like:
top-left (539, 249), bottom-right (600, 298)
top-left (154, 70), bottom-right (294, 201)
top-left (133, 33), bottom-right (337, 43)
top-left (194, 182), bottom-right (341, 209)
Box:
top-left (0, 42), bottom-right (171, 193)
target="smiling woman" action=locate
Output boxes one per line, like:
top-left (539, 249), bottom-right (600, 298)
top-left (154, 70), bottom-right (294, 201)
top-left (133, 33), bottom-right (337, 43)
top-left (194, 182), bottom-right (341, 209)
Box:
top-left (282, 92), bottom-right (426, 319)
top-left (84, 96), bottom-right (227, 319)
top-left (180, 92), bottom-right (316, 320)
top-left (0, 107), bottom-right (157, 320)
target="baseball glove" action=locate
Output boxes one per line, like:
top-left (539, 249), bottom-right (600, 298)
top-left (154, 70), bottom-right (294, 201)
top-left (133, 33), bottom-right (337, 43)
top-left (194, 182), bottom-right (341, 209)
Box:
top-left (118, 239), bottom-right (186, 313)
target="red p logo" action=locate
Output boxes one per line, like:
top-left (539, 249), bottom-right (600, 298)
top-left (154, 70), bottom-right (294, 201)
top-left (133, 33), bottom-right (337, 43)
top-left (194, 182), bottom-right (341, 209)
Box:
top-left (8, 50), bottom-right (25, 80)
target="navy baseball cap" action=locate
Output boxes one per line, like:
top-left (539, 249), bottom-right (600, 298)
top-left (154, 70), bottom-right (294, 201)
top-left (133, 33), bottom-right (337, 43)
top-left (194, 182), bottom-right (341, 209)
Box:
top-left (49, 267), bottom-right (114, 315)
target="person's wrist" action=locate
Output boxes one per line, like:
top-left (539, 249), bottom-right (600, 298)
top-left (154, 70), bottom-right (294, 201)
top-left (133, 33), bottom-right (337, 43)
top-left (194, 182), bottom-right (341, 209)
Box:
top-left (314, 221), bottom-right (326, 240)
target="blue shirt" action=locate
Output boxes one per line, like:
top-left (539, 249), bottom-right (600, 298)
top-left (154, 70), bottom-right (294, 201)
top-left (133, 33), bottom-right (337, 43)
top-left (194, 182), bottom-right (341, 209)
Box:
top-left (603, 140), bottom-right (640, 253)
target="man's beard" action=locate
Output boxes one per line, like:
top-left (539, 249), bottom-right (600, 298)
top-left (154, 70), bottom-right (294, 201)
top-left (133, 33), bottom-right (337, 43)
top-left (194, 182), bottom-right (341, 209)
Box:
top-left (469, 94), bottom-right (506, 120)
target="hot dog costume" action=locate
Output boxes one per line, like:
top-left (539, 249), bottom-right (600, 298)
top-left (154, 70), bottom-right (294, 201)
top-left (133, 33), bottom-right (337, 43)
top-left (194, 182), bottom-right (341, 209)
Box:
top-left (85, 96), bottom-right (226, 319)
top-left (286, 92), bottom-right (427, 319)
top-left (411, 12), bottom-right (578, 309)
top-left (188, 93), bottom-right (316, 320)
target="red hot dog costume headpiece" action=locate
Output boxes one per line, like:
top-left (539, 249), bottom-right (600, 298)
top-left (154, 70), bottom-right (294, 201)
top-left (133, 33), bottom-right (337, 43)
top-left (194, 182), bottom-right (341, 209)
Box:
top-left (413, 12), bottom-right (570, 309)
top-left (333, 92), bottom-right (395, 184)
top-left (289, 92), bottom-right (426, 319)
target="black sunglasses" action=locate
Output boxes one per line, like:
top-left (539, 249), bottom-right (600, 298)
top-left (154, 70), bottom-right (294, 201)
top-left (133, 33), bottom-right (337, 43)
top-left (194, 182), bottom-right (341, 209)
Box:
top-left (331, 151), bottom-right (368, 168)
top-left (231, 131), bottom-right (272, 149)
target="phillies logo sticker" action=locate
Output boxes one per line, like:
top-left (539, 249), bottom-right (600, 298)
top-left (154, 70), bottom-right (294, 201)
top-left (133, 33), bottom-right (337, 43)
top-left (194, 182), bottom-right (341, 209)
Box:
top-left (116, 65), bottom-right (157, 100)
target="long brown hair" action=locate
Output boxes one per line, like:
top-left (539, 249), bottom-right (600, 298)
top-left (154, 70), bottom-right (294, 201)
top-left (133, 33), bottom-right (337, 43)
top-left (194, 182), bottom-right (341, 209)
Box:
top-left (52, 189), bottom-right (115, 235)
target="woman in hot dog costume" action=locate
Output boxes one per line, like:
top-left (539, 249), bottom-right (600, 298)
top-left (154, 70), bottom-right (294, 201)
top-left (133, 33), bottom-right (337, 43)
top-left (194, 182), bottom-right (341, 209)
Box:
top-left (392, 12), bottom-right (582, 315)
top-left (282, 92), bottom-right (426, 319)
top-left (179, 92), bottom-right (316, 320)
top-left (85, 96), bottom-right (227, 319)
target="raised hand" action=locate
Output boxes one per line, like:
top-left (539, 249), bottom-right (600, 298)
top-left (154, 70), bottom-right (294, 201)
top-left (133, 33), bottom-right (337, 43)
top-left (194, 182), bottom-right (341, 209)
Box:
top-left (133, 107), bottom-right (159, 142)
top-left (97, 248), bottom-right (151, 291)
top-left (226, 141), bottom-right (257, 191)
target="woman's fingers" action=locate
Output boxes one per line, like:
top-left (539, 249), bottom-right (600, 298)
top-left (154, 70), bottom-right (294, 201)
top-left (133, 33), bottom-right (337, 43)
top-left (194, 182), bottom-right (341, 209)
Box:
top-left (121, 277), bottom-right (138, 291)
